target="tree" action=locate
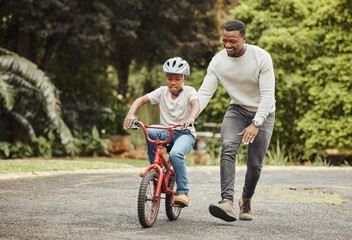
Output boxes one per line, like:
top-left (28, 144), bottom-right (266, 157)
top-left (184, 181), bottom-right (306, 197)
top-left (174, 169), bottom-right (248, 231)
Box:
top-left (0, 0), bottom-right (116, 139)
top-left (106, 0), bottom-right (225, 100)
top-left (0, 47), bottom-right (78, 156)
top-left (0, 0), bottom-right (230, 132)
top-left (0, 0), bottom-right (111, 71)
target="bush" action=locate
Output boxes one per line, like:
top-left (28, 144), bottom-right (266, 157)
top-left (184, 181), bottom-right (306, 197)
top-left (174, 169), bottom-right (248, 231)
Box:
top-left (74, 126), bottom-right (111, 157)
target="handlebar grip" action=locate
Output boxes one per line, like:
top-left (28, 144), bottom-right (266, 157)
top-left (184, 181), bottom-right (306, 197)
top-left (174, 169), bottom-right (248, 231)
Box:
top-left (130, 120), bottom-right (140, 130)
top-left (186, 122), bottom-right (198, 127)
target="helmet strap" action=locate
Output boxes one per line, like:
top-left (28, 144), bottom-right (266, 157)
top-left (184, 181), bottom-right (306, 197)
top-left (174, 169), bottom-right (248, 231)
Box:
top-left (166, 75), bottom-right (185, 96)
top-left (169, 87), bottom-right (183, 96)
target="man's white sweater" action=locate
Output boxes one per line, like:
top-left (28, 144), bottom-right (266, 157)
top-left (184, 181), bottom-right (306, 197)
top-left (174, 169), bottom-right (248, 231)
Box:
top-left (197, 44), bottom-right (276, 125)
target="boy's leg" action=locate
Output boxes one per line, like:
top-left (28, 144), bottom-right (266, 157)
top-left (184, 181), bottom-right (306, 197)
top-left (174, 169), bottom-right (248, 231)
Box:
top-left (145, 126), bottom-right (169, 165)
top-left (168, 132), bottom-right (194, 195)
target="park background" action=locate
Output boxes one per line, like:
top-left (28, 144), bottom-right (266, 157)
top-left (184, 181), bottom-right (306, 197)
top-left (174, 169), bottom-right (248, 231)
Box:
top-left (0, 0), bottom-right (351, 169)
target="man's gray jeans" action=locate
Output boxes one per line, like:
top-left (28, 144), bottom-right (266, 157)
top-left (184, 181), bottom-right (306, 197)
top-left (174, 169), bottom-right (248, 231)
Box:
top-left (220, 104), bottom-right (275, 201)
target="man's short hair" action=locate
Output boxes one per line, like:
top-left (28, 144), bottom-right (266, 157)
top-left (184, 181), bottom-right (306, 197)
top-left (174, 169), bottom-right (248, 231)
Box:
top-left (223, 20), bottom-right (246, 37)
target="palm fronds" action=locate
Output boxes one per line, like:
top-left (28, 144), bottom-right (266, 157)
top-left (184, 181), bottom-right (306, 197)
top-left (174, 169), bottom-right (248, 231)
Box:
top-left (0, 47), bottom-right (78, 156)
top-left (0, 76), bottom-right (15, 110)
top-left (0, 108), bottom-right (36, 137)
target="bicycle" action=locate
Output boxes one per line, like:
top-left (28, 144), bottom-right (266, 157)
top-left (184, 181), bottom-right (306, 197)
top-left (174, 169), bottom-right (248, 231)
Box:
top-left (130, 119), bottom-right (193, 228)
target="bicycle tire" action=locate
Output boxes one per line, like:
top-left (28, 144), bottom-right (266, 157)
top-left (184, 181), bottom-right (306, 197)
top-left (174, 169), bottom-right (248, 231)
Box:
top-left (165, 176), bottom-right (181, 221)
top-left (137, 171), bottom-right (160, 228)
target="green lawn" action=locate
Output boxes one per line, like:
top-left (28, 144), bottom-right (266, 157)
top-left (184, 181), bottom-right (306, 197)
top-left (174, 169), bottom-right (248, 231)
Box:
top-left (0, 158), bottom-right (149, 174)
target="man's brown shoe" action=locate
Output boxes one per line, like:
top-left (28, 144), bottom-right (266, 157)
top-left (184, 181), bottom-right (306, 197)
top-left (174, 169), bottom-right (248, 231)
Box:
top-left (174, 193), bottom-right (189, 207)
top-left (209, 199), bottom-right (236, 222)
top-left (239, 197), bottom-right (252, 221)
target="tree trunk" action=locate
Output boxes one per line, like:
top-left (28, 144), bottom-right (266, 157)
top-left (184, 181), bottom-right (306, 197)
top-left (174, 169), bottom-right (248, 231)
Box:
top-left (41, 36), bottom-right (58, 71)
top-left (10, 108), bottom-right (29, 143)
top-left (16, 28), bottom-right (39, 65)
top-left (115, 57), bottom-right (131, 102)
top-left (16, 29), bottom-right (31, 59)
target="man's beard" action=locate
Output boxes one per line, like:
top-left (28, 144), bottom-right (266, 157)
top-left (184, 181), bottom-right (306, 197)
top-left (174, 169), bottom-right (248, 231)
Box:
top-left (225, 47), bottom-right (238, 57)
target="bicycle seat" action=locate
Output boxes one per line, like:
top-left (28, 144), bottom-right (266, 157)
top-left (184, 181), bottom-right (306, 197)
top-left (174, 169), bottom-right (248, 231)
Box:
top-left (165, 142), bottom-right (173, 154)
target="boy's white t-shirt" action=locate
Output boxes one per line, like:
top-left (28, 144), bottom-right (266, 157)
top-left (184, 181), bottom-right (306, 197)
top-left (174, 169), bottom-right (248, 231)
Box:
top-left (146, 86), bottom-right (198, 138)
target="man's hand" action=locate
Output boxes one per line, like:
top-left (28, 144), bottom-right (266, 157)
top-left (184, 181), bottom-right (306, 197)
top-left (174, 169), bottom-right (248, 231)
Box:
top-left (182, 117), bottom-right (195, 129)
top-left (182, 99), bottom-right (199, 129)
top-left (238, 123), bottom-right (259, 145)
top-left (123, 115), bottom-right (137, 130)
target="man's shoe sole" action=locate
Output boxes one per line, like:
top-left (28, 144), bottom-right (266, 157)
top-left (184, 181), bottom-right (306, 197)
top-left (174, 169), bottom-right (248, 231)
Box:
top-left (209, 204), bottom-right (236, 222)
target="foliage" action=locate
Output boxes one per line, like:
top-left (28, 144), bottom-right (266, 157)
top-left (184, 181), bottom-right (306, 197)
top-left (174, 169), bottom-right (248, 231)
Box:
top-left (0, 126), bottom-right (111, 159)
top-left (205, 137), bottom-right (222, 165)
top-left (236, 144), bottom-right (248, 166)
top-left (1, 1), bottom-right (121, 137)
top-left (30, 130), bottom-right (65, 159)
top-left (0, 141), bottom-right (33, 159)
top-left (0, 141), bottom-right (11, 158)
top-left (108, 0), bottom-right (224, 99)
top-left (205, 0), bottom-right (352, 159)
top-left (98, 102), bottom-right (129, 136)
top-left (0, 0), bottom-right (110, 70)
top-left (0, 47), bottom-right (78, 156)
top-left (264, 141), bottom-right (289, 166)
top-left (49, 48), bottom-right (118, 132)
top-left (341, 161), bottom-right (351, 167)
top-left (308, 156), bottom-right (331, 167)
top-left (0, 1), bottom-right (228, 146)
top-left (0, 0), bottom-right (226, 103)
top-left (75, 126), bottom-right (111, 157)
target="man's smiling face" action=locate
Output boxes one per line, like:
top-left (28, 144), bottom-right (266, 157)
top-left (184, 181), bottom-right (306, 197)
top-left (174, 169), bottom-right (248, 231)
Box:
top-left (222, 29), bottom-right (247, 57)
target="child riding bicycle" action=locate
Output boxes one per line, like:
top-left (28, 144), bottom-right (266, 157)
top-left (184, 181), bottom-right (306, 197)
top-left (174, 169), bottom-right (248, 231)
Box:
top-left (123, 57), bottom-right (200, 207)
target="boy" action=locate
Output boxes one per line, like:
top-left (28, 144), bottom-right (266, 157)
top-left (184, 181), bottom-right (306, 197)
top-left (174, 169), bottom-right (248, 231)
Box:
top-left (123, 57), bottom-right (200, 207)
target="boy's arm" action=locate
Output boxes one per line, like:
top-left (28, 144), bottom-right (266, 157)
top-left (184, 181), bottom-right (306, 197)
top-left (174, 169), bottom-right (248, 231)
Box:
top-left (182, 99), bottom-right (200, 128)
top-left (123, 95), bottom-right (150, 130)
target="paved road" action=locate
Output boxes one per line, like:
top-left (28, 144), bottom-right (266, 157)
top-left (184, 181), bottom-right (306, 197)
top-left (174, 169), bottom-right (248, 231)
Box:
top-left (0, 166), bottom-right (351, 240)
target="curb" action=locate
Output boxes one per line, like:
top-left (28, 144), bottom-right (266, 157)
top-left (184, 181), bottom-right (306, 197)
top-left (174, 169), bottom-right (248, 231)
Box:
top-left (0, 166), bottom-right (351, 180)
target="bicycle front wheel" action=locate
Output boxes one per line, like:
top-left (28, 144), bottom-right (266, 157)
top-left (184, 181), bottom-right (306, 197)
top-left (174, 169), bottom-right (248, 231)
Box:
top-left (137, 170), bottom-right (160, 228)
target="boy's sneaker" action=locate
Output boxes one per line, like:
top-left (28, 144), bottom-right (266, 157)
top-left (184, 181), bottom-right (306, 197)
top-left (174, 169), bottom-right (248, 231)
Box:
top-left (239, 197), bottom-right (252, 221)
top-left (174, 193), bottom-right (189, 207)
top-left (209, 199), bottom-right (236, 222)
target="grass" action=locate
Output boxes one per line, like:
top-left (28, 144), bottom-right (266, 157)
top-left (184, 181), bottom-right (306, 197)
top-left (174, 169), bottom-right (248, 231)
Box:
top-left (308, 156), bottom-right (331, 167)
top-left (264, 140), bottom-right (288, 166)
top-left (0, 158), bottom-right (149, 174)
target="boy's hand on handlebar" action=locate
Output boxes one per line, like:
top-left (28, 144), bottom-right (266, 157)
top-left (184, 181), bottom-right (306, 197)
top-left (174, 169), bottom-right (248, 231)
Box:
top-left (123, 115), bottom-right (137, 130)
top-left (182, 117), bottom-right (195, 128)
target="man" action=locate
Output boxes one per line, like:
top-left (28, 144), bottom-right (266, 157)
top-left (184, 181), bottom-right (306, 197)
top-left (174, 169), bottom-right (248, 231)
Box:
top-left (197, 20), bottom-right (276, 221)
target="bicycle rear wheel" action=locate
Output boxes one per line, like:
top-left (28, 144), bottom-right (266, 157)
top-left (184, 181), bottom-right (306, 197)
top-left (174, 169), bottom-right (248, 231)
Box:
top-left (138, 170), bottom-right (160, 228)
top-left (165, 176), bottom-right (181, 221)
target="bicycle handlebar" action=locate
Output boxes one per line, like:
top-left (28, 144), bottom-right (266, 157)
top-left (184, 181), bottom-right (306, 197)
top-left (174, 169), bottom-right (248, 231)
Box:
top-left (131, 120), bottom-right (196, 145)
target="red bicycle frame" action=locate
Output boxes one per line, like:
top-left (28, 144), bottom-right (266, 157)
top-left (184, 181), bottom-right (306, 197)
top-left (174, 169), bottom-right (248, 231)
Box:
top-left (136, 121), bottom-right (182, 203)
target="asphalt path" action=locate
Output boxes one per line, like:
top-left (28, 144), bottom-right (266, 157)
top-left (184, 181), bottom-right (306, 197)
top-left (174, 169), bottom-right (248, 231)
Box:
top-left (0, 166), bottom-right (351, 240)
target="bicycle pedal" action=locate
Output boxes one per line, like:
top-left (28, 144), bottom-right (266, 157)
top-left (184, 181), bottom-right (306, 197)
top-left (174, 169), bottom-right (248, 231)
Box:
top-left (173, 203), bottom-right (186, 208)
